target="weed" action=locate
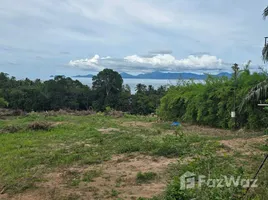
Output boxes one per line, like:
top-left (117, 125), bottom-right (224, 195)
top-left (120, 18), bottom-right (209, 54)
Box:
top-left (111, 189), bottom-right (120, 197)
top-left (259, 144), bottom-right (268, 151)
top-left (63, 170), bottom-right (81, 187)
top-left (174, 126), bottom-right (184, 137)
top-left (82, 170), bottom-right (102, 182)
top-left (136, 172), bottom-right (157, 184)
top-left (115, 177), bottom-right (123, 187)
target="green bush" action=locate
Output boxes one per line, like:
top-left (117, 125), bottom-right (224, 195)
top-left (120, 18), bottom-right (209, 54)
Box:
top-left (0, 97), bottom-right (8, 108)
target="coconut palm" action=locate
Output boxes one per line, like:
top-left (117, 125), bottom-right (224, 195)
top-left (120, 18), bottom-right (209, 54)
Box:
top-left (263, 6), bottom-right (268, 61)
top-left (240, 6), bottom-right (268, 109)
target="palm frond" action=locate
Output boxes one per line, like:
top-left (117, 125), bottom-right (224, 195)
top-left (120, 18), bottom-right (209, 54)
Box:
top-left (262, 44), bottom-right (268, 62)
top-left (263, 6), bottom-right (268, 19)
top-left (239, 79), bottom-right (268, 112)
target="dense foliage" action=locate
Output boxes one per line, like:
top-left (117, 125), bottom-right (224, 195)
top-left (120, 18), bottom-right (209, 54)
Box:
top-left (157, 69), bottom-right (268, 129)
top-left (0, 70), bottom-right (166, 115)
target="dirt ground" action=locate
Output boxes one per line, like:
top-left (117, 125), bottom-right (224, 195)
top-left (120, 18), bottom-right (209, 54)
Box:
top-left (2, 154), bottom-right (177, 200)
top-left (121, 121), bottom-right (153, 128)
top-left (97, 128), bottom-right (121, 134)
top-left (1, 121), bottom-right (267, 200)
top-left (220, 135), bottom-right (268, 155)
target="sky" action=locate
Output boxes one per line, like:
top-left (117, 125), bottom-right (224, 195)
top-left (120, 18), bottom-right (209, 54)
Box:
top-left (0, 0), bottom-right (268, 79)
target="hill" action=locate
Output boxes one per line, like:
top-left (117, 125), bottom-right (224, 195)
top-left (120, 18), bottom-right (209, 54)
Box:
top-left (73, 71), bottom-right (232, 79)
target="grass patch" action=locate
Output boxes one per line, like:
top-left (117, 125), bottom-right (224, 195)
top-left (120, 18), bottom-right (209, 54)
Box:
top-left (136, 172), bottom-right (158, 184)
top-left (82, 170), bottom-right (102, 182)
top-left (111, 189), bottom-right (120, 197)
top-left (63, 170), bottom-right (81, 187)
top-left (0, 113), bottom-right (267, 199)
top-left (0, 124), bottom-right (23, 133)
top-left (259, 144), bottom-right (268, 151)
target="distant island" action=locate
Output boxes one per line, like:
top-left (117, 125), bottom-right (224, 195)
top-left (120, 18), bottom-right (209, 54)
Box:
top-left (73, 71), bottom-right (232, 80)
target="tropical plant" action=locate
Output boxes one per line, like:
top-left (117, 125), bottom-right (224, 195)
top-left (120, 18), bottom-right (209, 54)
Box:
top-left (158, 70), bottom-right (268, 129)
top-left (241, 7), bottom-right (268, 108)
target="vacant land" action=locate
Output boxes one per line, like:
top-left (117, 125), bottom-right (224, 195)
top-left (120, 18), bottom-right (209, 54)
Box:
top-left (0, 112), bottom-right (267, 200)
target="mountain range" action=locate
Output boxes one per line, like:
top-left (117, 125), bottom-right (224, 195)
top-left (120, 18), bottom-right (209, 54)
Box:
top-left (73, 71), bottom-right (232, 80)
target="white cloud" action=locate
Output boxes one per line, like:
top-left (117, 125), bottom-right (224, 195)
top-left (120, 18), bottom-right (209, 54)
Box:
top-left (69, 54), bottom-right (104, 71)
top-left (124, 54), bottom-right (222, 68)
top-left (68, 53), bottom-right (225, 72)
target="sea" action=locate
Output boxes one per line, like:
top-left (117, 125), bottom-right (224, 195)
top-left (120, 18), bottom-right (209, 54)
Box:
top-left (75, 78), bottom-right (203, 94)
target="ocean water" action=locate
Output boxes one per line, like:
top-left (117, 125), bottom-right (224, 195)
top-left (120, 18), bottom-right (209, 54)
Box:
top-left (76, 78), bottom-right (202, 94)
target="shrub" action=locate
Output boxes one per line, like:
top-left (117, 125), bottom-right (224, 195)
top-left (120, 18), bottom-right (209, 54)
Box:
top-left (0, 98), bottom-right (8, 108)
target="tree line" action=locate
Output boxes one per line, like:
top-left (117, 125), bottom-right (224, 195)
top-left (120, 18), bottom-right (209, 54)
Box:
top-left (0, 69), bottom-right (166, 115)
top-left (1, 66), bottom-right (268, 129)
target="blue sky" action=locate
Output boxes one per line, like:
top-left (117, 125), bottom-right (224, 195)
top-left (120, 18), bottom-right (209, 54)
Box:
top-left (0, 0), bottom-right (268, 79)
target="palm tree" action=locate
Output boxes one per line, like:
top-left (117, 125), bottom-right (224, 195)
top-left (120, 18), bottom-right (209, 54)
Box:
top-left (263, 6), bottom-right (268, 61)
top-left (240, 6), bottom-right (268, 109)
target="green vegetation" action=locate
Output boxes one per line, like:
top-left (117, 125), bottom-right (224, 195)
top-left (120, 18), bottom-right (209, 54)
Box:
top-left (0, 70), bottom-right (166, 115)
top-left (0, 113), bottom-right (267, 199)
top-left (0, 97), bottom-right (8, 108)
top-left (136, 172), bottom-right (158, 184)
top-left (158, 69), bottom-right (268, 129)
top-left (1, 5), bottom-right (268, 200)
top-left (82, 170), bottom-right (102, 182)
top-left (111, 189), bottom-right (120, 197)
top-left (0, 114), bottom-right (206, 194)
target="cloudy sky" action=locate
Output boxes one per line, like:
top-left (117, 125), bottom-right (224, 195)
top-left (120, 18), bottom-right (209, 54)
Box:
top-left (0, 0), bottom-right (268, 79)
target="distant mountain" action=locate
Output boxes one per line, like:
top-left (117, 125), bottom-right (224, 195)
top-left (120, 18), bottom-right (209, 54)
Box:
top-left (73, 74), bottom-right (94, 78)
top-left (121, 71), bottom-right (232, 79)
top-left (217, 72), bottom-right (232, 77)
top-left (73, 71), bottom-right (232, 80)
top-left (120, 72), bottom-right (135, 78)
top-left (50, 75), bottom-right (66, 78)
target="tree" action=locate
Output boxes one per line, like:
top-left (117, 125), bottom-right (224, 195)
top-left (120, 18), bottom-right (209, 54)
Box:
top-left (135, 83), bottom-right (147, 93)
top-left (0, 98), bottom-right (8, 108)
top-left (241, 7), bottom-right (268, 106)
top-left (117, 84), bottom-right (132, 112)
top-left (92, 69), bottom-right (123, 110)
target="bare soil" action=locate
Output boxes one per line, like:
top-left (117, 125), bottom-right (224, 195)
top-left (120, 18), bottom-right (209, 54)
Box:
top-left (220, 135), bottom-right (268, 155)
top-left (3, 154), bottom-right (177, 200)
top-left (97, 128), bottom-right (121, 134)
top-left (121, 121), bottom-right (154, 128)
